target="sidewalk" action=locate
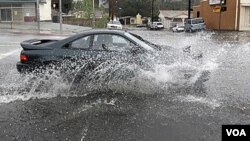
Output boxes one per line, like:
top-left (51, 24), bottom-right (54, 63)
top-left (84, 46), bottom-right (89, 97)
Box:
top-left (0, 22), bottom-right (92, 35)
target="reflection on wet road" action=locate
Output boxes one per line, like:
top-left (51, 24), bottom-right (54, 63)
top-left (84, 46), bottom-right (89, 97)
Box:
top-left (1, 31), bottom-right (250, 141)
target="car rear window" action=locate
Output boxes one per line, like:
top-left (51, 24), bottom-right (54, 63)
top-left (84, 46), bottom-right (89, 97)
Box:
top-left (108, 21), bottom-right (121, 25)
top-left (192, 19), bottom-right (204, 24)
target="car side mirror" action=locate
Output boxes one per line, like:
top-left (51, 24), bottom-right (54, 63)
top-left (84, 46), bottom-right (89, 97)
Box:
top-left (130, 46), bottom-right (144, 54)
top-left (102, 44), bottom-right (110, 51)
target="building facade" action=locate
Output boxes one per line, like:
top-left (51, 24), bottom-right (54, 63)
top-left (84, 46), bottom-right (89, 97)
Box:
top-left (239, 0), bottom-right (250, 31)
top-left (193, 0), bottom-right (250, 31)
top-left (0, 0), bottom-right (51, 22)
top-left (159, 10), bottom-right (188, 29)
top-left (99, 0), bottom-right (108, 8)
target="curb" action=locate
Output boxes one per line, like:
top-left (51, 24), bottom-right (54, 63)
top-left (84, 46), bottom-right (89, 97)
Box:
top-left (9, 30), bottom-right (74, 36)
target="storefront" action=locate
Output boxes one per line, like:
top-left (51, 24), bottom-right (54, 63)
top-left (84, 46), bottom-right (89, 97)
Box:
top-left (193, 0), bottom-right (250, 31)
top-left (193, 0), bottom-right (238, 31)
top-left (0, 0), bottom-right (51, 22)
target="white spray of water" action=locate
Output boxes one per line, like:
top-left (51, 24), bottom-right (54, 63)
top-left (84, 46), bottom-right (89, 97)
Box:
top-left (175, 95), bottom-right (221, 109)
top-left (0, 32), bottom-right (224, 104)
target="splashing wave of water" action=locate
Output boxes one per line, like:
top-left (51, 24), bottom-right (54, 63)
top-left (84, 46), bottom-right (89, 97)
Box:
top-left (0, 32), bottom-right (222, 104)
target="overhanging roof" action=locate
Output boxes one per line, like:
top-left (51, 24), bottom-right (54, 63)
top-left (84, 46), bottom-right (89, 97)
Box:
top-left (241, 3), bottom-right (250, 6)
top-left (0, 0), bottom-right (36, 3)
top-left (160, 10), bottom-right (188, 19)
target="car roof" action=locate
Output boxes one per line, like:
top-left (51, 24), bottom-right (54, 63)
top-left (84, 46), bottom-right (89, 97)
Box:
top-left (108, 21), bottom-right (121, 24)
top-left (59, 29), bottom-right (128, 45)
top-left (188, 18), bottom-right (203, 20)
top-left (71, 29), bottom-right (127, 38)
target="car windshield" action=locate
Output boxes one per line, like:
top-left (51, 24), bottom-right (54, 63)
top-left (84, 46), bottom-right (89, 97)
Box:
top-left (108, 21), bottom-right (121, 25)
top-left (125, 33), bottom-right (161, 51)
top-left (192, 19), bottom-right (204, 24)
top-left (157, 23), bottom-right (163, 25)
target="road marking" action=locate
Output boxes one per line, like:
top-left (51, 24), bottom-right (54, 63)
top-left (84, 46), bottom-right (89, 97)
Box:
top-left (0, 49), bottom-right (20, 60)
top-left (0, 45), bottom-right (20, 47)
top-left (0, 43), bottom-right (19, 46)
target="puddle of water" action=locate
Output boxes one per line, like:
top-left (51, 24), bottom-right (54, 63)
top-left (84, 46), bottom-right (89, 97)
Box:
top-left (2, 31), bottom-right (250, 141)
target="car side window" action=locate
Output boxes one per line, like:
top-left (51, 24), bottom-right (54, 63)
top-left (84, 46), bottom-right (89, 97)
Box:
top-left (92, 34), bottom-right (135, 51)
top-left (70, 36), bottom-right (91, 49)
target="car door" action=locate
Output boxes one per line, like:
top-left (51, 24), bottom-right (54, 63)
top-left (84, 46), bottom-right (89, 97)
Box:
top-left (60, 35), bottom-right (98, 70)
top-left (91, 33), bottom-right (136, 63)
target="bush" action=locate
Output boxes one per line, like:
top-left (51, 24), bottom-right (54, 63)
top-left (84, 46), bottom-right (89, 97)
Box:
top-left (95, 16), bottom-right (109, 28)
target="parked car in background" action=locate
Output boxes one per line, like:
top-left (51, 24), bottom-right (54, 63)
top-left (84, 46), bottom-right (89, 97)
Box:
top-left (185, 18), bottom-right (206, 32)
top-left (107, 21), bottom-right (123, 30)
top-left (172, 24), bottom-right (185, 32)
top-left (148, 22), bottom-right (164, 30)
top-left (136, 24), bottom-right (147, 28)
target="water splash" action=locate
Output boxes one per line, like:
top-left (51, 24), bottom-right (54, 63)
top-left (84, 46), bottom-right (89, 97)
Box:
top-left (175, 95), bottom-right (221, 109)
top-left (0, 31), bottom-right (223, 104)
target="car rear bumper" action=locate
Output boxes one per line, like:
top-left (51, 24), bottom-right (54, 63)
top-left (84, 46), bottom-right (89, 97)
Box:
top-left (16, 62), bottom-right (36, 73)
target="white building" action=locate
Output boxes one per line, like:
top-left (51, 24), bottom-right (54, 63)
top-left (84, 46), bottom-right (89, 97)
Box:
top-left (159, 10), bottom-right (188, 29)
top-left (0, 0), bottom-right (51, 22)
top-left (39, 0), bottom-right (51, 21)
top-left (239, 0), bottom-right (250, 31)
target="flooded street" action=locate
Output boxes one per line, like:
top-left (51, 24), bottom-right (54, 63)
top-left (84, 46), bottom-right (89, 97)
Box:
top-left (1, 30), bottom-right (250, 141)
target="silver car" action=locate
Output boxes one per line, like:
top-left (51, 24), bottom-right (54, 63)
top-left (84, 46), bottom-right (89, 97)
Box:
top-left (107, 21), bottom-right (123, 30)
top-left (185, 18), bottom-right (206, 32)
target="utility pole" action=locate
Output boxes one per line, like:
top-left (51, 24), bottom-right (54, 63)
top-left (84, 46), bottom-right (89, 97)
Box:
top-left (36, 0), bottom-right (40, 32)
top-left (218, 0), bottom-right (222, 31)
top-left (188, 0), bottom-right (191, 19)
top-left (59, 0), bottom-right (62, 34)
top-left (92, 0), bottom-right (95, 28)
top-left (109, 0), bottom-right (115, 21)
top-left (151, 0), bottom-right (155, 24)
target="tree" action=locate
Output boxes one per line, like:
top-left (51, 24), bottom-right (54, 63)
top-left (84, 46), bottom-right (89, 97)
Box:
top-left (116, 0), bottom-right (160, 18)
top-left (73, 0), bottom-right (97, 18)
top-left (161, 0), bottom-right (201, 10)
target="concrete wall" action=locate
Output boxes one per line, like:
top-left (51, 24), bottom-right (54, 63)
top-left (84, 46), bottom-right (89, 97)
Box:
top-left (239, 0), bottom-right (250, 31)
top-left (15, 1), bottom-right (51, 22)
top-left (39, 0), bottom-right (51, 21)
top-left (241, 0), bottom-right (250, 4)
top-left (193, 0), bottom-right (238, 30)
top-left (22, 3), bottom-right (36, 17)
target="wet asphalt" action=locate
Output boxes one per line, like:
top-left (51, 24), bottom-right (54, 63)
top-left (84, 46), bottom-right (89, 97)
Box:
top-left (0, 30), bottom-right (250, 141)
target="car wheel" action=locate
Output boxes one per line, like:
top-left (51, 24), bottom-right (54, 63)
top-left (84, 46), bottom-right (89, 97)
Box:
top-left (69, 62), bottom-right (97, 95)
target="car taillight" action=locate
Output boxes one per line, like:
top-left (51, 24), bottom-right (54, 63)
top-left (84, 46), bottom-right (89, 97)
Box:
top-left (20, 55), bottom-right (28, 62)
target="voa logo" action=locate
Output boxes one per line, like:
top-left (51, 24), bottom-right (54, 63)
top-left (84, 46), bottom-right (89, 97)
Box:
top-left (226, 129), bottom-right (246, 136)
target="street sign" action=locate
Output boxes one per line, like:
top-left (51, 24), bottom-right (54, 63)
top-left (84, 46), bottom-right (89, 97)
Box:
top-left (213, 5), bottom-right (221, 13)
top-left (209, 0), bottom-right (226, 5)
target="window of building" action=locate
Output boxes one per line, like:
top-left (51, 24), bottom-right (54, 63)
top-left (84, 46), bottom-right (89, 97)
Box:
top-left (0, 9), bottom-right (12, 21)
top-left (249, 8), bottom-right (250, 27)
top-left (197, 11), bottom-right (200, 18)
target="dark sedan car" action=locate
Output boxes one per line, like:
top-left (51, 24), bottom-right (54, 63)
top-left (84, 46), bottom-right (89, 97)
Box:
top-left (17, 30), bottom-right (160, 73)
top-left (16, 29), bottom-right (209, 94)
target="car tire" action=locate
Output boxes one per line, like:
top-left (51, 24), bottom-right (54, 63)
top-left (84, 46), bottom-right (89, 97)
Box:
top-left (69, 62), bottom-right (97, 95)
